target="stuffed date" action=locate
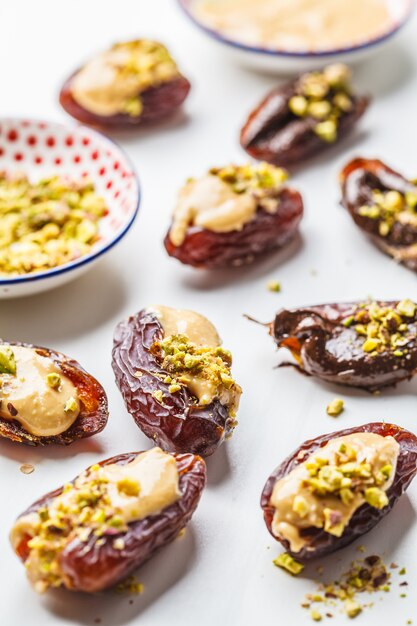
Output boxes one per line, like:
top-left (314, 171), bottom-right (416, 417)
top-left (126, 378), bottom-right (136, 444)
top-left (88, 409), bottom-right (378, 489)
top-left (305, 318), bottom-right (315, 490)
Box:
top-left (340, 158), bottom-right (417, 271)
top-left (112, 305), bottom-right (242, 456)
top-left (0, 341), bottom-right (108, 445)
top-left (240, 64), bottom-right (369, 167)
top-left (59, 40), bottom-right (190, 129)
top-left (10, 447), bottom-right (206, 592)
top-left (164, 162), bottom-right (303, 269)
top-left (271, 300), bottom-right (417, 391)
top-left (261, 422), bottom-right (417, 561)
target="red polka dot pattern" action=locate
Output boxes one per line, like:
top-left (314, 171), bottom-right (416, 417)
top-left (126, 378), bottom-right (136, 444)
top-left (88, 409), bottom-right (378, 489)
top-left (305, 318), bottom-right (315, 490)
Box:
top-left (0, 118), bottom-right (139, 252)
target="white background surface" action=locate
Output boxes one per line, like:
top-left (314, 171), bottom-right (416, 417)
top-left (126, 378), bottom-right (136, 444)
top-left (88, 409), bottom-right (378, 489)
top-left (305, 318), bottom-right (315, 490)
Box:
top-left (1, 2), bottom-right (417, 624)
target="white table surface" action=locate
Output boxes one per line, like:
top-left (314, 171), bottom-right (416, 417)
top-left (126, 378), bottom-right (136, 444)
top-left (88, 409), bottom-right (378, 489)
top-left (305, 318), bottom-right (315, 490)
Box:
top-left (1, 2), bottom-right (417, 624)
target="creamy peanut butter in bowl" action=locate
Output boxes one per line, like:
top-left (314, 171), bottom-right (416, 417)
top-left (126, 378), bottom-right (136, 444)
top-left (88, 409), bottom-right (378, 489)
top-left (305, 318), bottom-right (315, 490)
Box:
top-left (178, 0), bottom-right (415, 73)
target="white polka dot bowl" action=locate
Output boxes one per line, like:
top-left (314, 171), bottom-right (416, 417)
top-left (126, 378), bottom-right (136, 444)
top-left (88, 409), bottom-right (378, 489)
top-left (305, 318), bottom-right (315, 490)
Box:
top-left (0, 118), bottom-right (140, 299)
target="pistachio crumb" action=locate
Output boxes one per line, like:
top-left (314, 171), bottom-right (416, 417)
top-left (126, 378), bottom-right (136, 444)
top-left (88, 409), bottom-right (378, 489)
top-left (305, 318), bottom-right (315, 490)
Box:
top-left (273, 552), bottom-right (304, 576)
top-left (310, 609), bottom-right (322, 622)
top-left (267, 280), bottom-right (281, 293)
top-left (64, 396), bottom-right (78, 413)
top-left (0, 346), bottom-right (16, 375)
top-left (326, 398), bottom-right (344, 417)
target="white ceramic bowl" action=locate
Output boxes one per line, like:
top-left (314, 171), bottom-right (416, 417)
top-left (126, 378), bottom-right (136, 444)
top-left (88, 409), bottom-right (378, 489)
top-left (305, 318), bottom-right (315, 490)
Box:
top-left (0, 118), bottom-right (140, 299)
top-left (178, 0), bottom-right (415, 74)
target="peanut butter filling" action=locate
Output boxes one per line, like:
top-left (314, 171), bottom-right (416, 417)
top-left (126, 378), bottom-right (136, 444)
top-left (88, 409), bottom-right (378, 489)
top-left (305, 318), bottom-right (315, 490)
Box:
top-left (149, 305), bottom-right (241, 414)
top-left (10, 447), bottom-right (181, 593)
top-left (71, 40), bottom-right (179, 117)
top-left (270, 432), bottom-right (399, 553)
top-left (169, 163), bottom-right (287, 246)
top-left (0, 345), bottom-right (80, 437)
top-left (193, 0), bottom-right (392, 52)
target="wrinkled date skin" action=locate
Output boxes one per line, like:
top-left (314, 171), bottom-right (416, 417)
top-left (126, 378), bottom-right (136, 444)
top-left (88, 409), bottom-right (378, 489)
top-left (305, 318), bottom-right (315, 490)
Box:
top-left (340, 158), bottom-right (417, 271)
top-left (14, 451), bottom-right (206, 592)
top-left (60, 73), bottom-right (191, 129)
top-left (240, 80), bottom-right (369, 167)
top-left (164, 187), bottom-right (303, 269)
top-left (0, 341), bottom-right (108, 446)
top-left (271, 302), bottom-right (417, 390)
top-left (112, 309), bottom-right (235, 456)
top-left (261, 422), bottom-right (417, 561)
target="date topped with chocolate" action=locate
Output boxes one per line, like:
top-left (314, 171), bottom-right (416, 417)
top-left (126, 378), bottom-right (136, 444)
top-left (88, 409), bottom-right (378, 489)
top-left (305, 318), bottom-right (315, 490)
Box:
top-left (261, 422), bottom-right (417, 560)
top-left (340, 158), bottom-right (417, 271)
top-left (112, 305), bottom-right (241, 456)
top-left (10, 447), bottom-right (206, 593)
top-left (164, 162), bottom-right (303, 268)
top-left (240, 64), bottom-right (369, 167)
top-left (60, 39), bottom-right (190, 128)
top-left (0, 342), bottom-right (107, 445)
top-left (271, 300), bottom-right (417, 390)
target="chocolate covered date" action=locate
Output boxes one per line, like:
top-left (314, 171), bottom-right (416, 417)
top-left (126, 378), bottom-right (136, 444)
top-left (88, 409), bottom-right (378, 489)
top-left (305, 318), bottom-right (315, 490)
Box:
top-left (271, 300), bottom-right (417, 390)
top-left (11, 447), bottom-right (206, 592)
top-left (0, 341), bottom-right (108, 445)
top-left (261, 422), bottom-right (417, 560)
top-left (164, 162), bottom-right (303, 269)
top-left (240, 64), bottom-right (369, 167)
top-left (340, 158), bottom-right (417, 271)
top-left (59, 40), bottom-right (190, 129)
top-left (112, 305), bottom-right (242, 456)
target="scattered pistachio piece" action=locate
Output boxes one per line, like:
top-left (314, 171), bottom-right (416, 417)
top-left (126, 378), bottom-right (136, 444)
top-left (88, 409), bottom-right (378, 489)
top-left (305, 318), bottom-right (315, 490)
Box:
top-left (326, 398), bottom-right (344, 417)
top-left (267, 280), bottom-right (281, 293)
top-left (273, 552), bottom-right (304, 576)
top-left (64, 396), bottom-right (78, 413)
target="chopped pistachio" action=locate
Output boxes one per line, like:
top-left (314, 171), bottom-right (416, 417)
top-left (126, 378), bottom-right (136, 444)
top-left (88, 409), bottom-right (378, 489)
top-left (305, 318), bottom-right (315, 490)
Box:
top-left (292, 495), bottom-right (309, 518)
top-left (358, 204), bottom-right (380, 219)
top-left (314, 120), bottom-right (337, 143)
top-left (379, 221), bottom-right (391, 236)
top-left (117, 477), bottom-right (140, 497)
top-left (168, 383), bottom-right (181, 393)
top-left (273, 552), bottom-right (304, 576)
top-left (46, 372), bottom-right (62, 389)
top-left (362, 338), bottom-right (381, 353)
top-left (405, 190), bottom-right (417, 209)
top-left (397, 299), bottom-right (416, 317)
top-left (364, 487), bottom-right (389, 509)
top-left (308, 100), bottom-right (332, 120)
top-left (0, 174), bottom-right (107, 276)
top-left (152, 390), bottom-right (164, 404)
top-left (399, 567), bottom-right (407, 575)
top-left (289, 95), bottom-right (308, 117)
top-left (122, 96), bottom-right (143, 117)
top-left (267, 280), bottom-right (281, 292)
top-left (344, 599), bottom-right (362, 618)
top-left (113, 537), bottom-right (125, 550)
top-left (64, 396), bottom-right (78, 412)
top-left (310, 609), bottom-right (322, 622)
top-left (323, 63), bottom-right (351, 87)
top-left (333, 92), bottom-right (352, 112)
top-left (326, 398), bottom-right (344, 417)
top-left (0, 346), bottom-right (16, 375)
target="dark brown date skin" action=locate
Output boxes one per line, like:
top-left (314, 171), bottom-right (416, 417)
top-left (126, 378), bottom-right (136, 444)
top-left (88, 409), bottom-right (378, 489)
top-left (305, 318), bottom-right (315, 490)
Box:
top-left (340, 158), bottom-right (417, 271)
top-left (164, 187), bottom-right (303, 269)
top-left (0, 341), bottom-right (108, 446)
top-left (13, 451), bottom-right (206, 592)
top-left (60, 73), bottom-right (191, 129)
top-left (261, 422), bottom-right (417, 561)
top-left (271, 301), bottom-right (417, 391)
top-left (112, 309), bottom-right (235, 456)
top-left (240, 80), bottom-right (369, 167)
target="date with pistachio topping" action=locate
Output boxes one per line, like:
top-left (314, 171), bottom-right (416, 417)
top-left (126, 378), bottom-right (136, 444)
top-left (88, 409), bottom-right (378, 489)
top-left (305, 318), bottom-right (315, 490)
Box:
top-left (340, 158), bottom-right (417, 271)
top-left (270, 300), bottom-right (417, 390)
top-left (60, 39), bottom-right (190, 129)
top-left (112, 306), bottom-right (241, 456)
top-left (240, 64), bottom-right (370, 167)
top-left (0, 341), bottom-right (108, 445)
top-left (164, 162), bottom-right (303, 269)
top-left (261, 422), bottom-right (417, 561)
top-left (11, 448), bottom-right (206, 592)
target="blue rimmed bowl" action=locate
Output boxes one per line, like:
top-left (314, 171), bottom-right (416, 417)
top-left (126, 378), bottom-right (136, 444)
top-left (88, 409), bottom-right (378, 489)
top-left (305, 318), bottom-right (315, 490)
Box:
top-left (178, 0), bottom-right (415, 73)
top-left (0, 118), bottom-right (140, 298)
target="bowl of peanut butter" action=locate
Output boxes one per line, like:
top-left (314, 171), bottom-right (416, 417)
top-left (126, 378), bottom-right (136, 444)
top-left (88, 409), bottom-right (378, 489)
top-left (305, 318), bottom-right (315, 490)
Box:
top-left (179, 0), bottom-right (415, 73)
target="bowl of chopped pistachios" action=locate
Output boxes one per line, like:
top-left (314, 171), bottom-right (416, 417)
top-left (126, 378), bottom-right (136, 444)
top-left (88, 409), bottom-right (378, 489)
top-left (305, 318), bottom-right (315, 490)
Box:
top-left (0, 118), bottom-right (140, 298)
